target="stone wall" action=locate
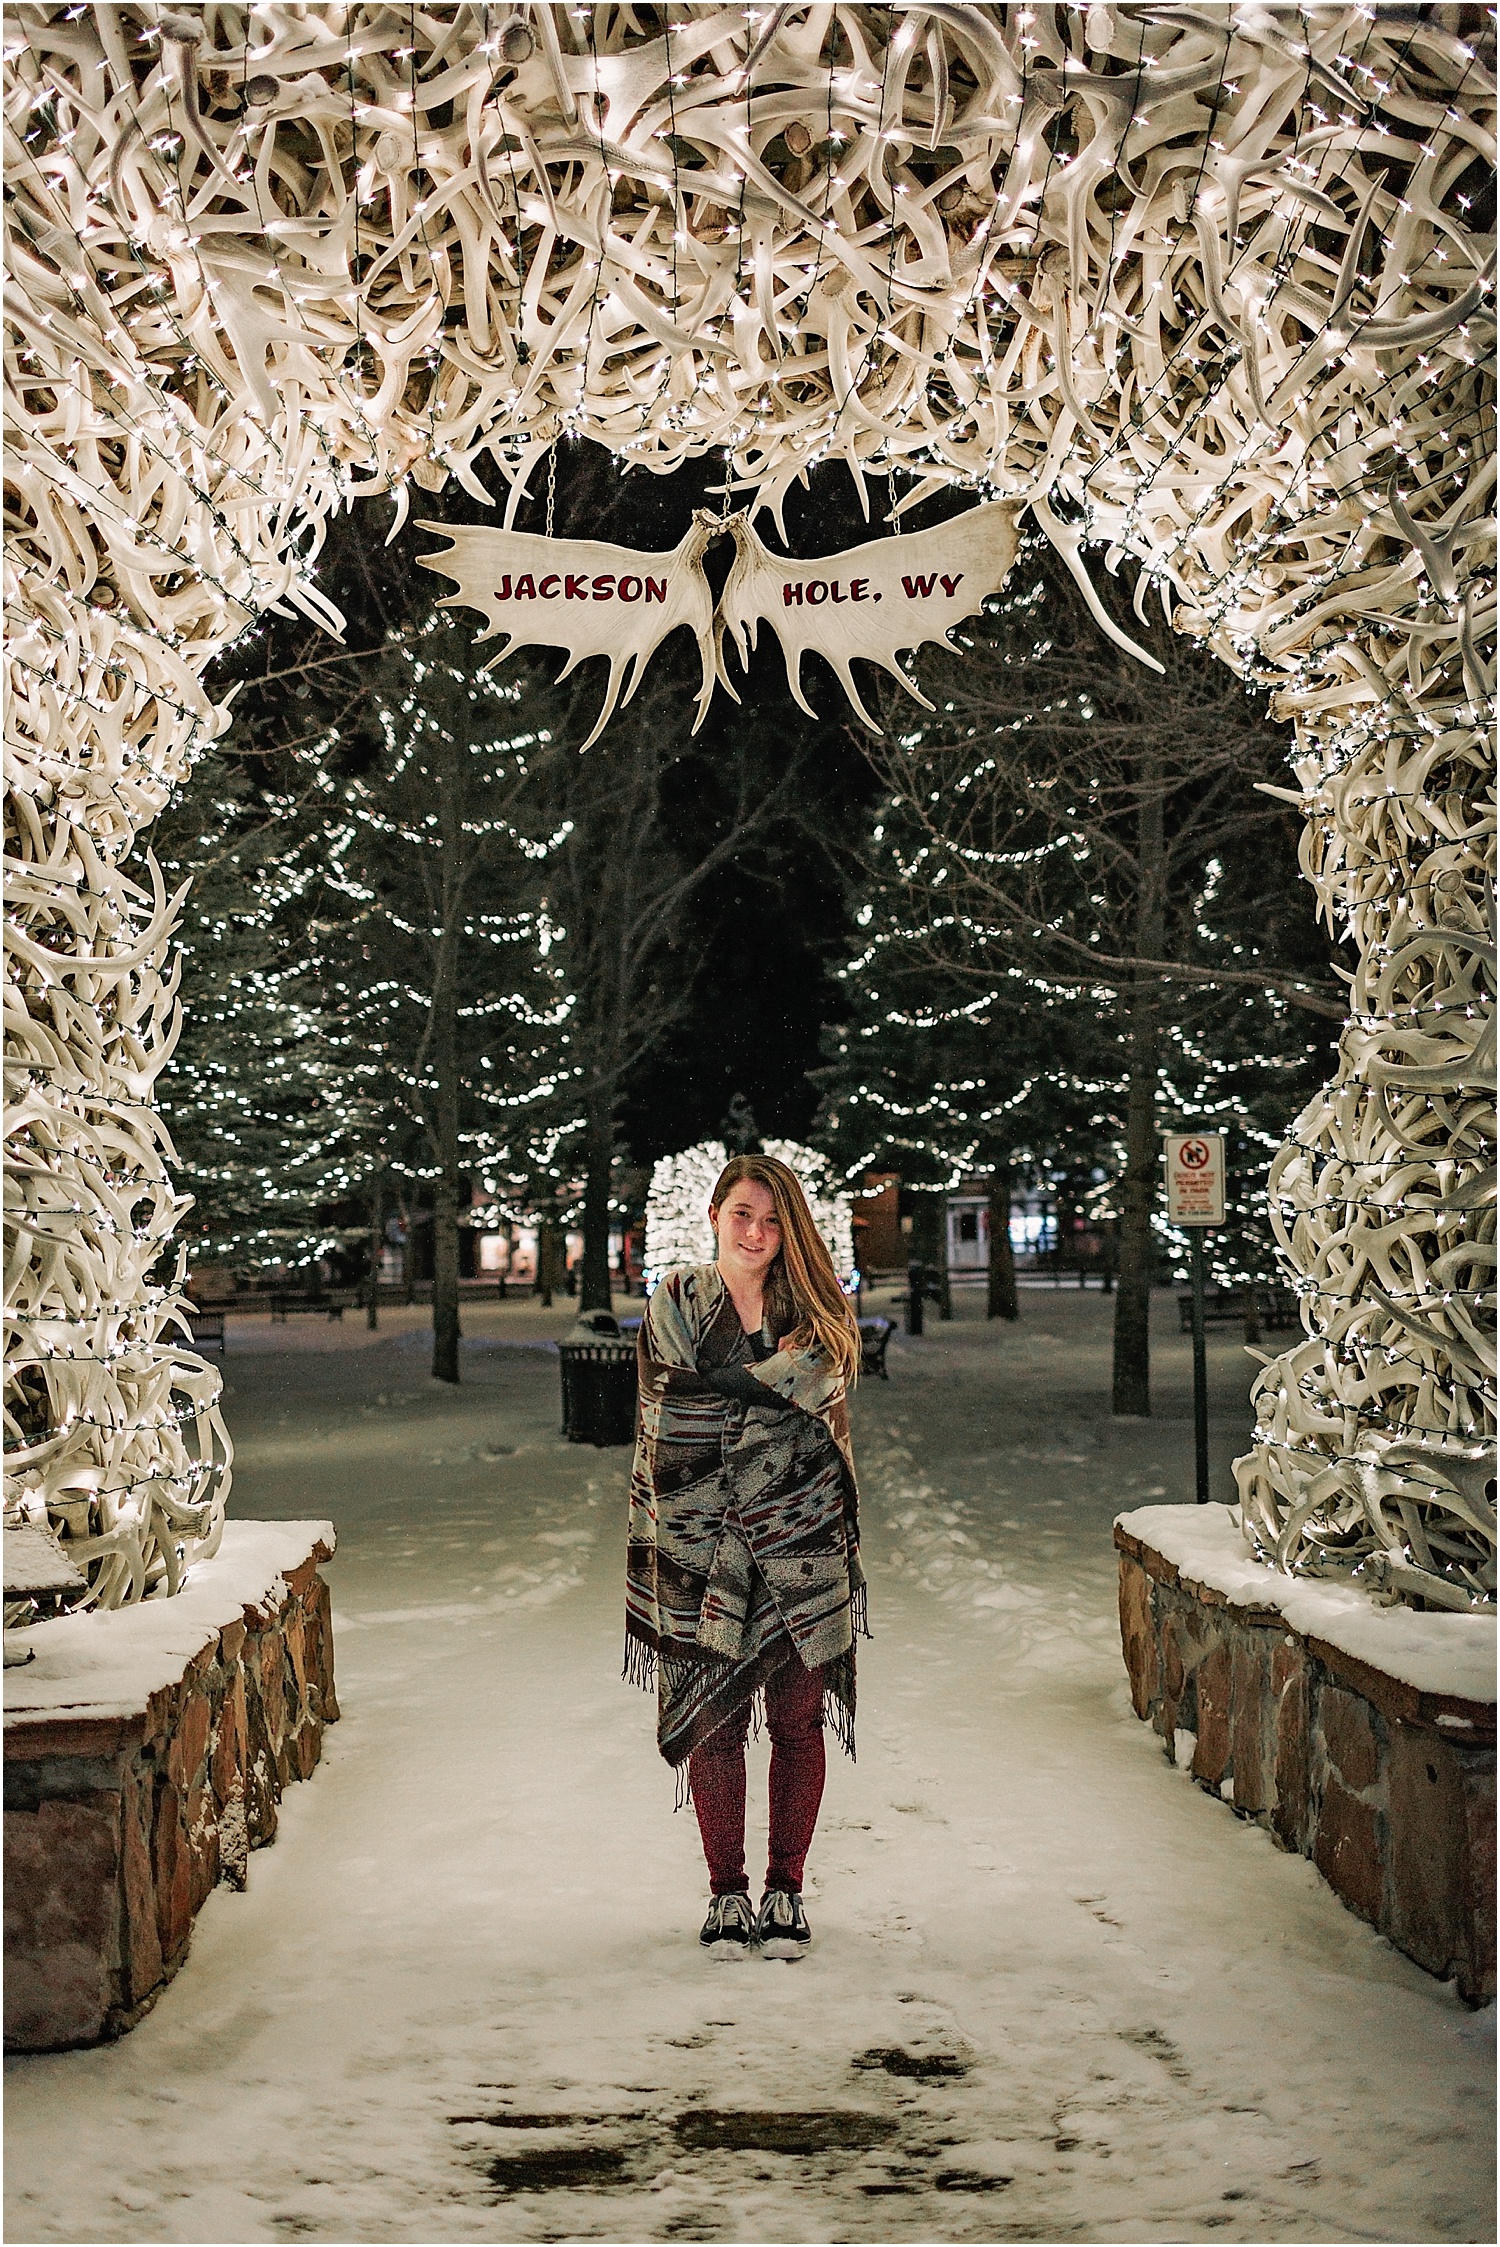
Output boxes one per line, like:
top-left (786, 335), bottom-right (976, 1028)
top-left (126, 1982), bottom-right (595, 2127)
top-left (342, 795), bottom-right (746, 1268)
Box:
top-left (1117, 1520), bottom-right (1494, 2005)
top-left (5, 1523), bottom-right (337, 2051)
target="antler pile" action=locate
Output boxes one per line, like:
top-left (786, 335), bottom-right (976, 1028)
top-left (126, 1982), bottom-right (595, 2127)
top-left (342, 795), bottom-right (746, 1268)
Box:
top-left (4, 3), bottom-right (1493, 1607)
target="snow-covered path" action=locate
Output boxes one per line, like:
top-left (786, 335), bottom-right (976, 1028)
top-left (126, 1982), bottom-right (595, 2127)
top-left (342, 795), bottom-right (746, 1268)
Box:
top-left (6, 1291), bottom-right (1493, 2245)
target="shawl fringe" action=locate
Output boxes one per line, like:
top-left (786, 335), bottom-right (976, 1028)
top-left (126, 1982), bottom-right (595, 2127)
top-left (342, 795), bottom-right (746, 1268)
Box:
top-left (823, 1647), bottom-right (857, 1762)
top-left (669, 1668), bottom-right (856, 1812)
top-left (629, 1586), bottom-right (865, 1772)
top-left (622, 1629), bottom-right (657, 1693)
top-left (629, 1590), bottom-right (865, 1739)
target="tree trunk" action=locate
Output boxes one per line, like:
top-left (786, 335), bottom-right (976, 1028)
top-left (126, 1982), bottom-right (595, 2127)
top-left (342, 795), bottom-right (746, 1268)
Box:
top-left (910, 1194), bottom-right (951, 1317)
top-left (432, 1170), bottom-right (461, 1383)
top-left (579, 1093), bottom-right (615, 1312)
top-left (1056, 1176), bottom-right (1078, 1284)
top-left (430, 743), bottom-right (464, 1386)
top-left (400, 1195), bottom-right (415, 1304)
top-left (1112, 753), bottom-right (1166, 1417)
top-left (987, 1162), bottom-right (1019, 1320)
top-left (366, 1184), bottom-right (381, 1330)
top-left (1111, 1013), bottom-right (1160, 1412)
top-left (537, 1215), bottom-right (559, 1307)
top-left (430, 950), bottom-right (463, 1383)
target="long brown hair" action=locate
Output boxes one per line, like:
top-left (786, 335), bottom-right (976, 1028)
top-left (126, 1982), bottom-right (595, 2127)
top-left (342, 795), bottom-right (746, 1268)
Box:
top-left (709, 1153), bottom-right (861, 1387)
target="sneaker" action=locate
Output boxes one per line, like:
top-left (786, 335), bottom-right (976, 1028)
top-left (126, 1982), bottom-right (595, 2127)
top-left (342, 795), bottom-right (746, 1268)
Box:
top-left (699, 1892), bottom-right (756, 1959)
top-left (756, 1886), bottom-right (811, 1960)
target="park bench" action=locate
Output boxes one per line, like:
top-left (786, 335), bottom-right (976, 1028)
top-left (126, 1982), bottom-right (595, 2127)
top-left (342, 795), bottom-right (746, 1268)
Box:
top-left (269, 1289), bottom-right (358, 1323)
top-left (858, 1315), bottom-right (895, 1379)
top-left (1177, 1285), bottom-right (1298, 1335)
top-left (184, 1307), bottom-right (227, 1353)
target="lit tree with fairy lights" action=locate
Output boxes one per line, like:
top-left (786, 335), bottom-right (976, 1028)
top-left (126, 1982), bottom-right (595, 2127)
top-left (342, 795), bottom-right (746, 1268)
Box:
top-left (815, 898), bottom-right (1107, 1320)
top-left (836, 533), bottom-right (1340, 1409)
top-left (287, 624), bottom-right (580, 1382)
top-left (149, 742), bottom-right (358, 1280)
top-left (157, 619), bottom-right (577, 1381)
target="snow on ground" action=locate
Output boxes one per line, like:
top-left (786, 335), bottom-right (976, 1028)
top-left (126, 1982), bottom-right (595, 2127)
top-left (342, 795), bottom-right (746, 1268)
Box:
top-left (5, 1285), bottom-right (1493, 2245)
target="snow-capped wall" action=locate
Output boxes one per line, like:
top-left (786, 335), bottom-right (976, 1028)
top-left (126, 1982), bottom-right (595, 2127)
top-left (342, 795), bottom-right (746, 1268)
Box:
top-left (1115, 1505), bottom-right (1494, 2004)
top-left (5, 1522), bottom-right (338, 2050)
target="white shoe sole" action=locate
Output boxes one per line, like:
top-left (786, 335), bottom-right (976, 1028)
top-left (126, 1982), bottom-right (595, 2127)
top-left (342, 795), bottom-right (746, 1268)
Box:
top-left (760, 1937), bottom-right (809, 1961)
top-left (702, 1940), bottom-right (753, 1962)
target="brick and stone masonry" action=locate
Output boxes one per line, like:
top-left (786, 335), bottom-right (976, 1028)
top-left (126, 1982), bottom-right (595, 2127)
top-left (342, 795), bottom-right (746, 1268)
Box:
top-left (1116, 1505), bottom-right (1494, 2005)
top-left (4, 1522), bottom-right (337, 2051)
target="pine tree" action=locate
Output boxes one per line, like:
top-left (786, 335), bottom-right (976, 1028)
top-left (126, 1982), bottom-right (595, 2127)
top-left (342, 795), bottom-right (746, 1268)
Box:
top-left (815, 811), bottom-right (1113, 1319)
top-left (829, 531), bottom-right (1340, 1402)
top-left (154, 617), bottom-right (573, 1377)
top-left (150, 746), bottom-right (360, 1278)
top-left (297, 620), bottom-right (574, 1379)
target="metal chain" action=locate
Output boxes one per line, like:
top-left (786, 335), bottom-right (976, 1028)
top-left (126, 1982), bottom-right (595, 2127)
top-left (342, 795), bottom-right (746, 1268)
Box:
top-left (546, 439), bottom-right (556, 538)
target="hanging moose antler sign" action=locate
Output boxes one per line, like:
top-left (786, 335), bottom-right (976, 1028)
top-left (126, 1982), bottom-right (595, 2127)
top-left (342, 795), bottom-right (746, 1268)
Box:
top-left (416, 502), bottom-right (1023, 738)
top-left (416, 513), bottom-right (721, 748)
top-left (718, 505), bottom-right (1021, 729)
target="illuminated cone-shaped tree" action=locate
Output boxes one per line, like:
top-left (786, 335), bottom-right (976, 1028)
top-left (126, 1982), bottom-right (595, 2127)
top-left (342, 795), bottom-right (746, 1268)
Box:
top-left (814, 888), bottom-right (1105, 1320)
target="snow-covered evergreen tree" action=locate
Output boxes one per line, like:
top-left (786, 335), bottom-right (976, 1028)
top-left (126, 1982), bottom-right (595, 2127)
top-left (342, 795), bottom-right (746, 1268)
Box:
top-left (149, 746), bottom-right (364, 1276)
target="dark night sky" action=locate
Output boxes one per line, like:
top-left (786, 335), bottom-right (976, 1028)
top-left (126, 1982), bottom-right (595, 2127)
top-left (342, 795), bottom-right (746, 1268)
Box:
top-left (567, 452), bottom-right (891, 1162)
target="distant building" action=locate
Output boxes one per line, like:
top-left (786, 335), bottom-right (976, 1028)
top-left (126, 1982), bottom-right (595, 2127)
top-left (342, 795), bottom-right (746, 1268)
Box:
top-left (947, 1191), bottom-right (988, 1271)
top-left (851, 1172), bottom-right (902, 1272)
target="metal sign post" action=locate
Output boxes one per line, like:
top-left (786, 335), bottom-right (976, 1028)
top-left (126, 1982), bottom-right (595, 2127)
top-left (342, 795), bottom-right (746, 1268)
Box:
top-left (1163, 1132), bottom-right (1226, 1504)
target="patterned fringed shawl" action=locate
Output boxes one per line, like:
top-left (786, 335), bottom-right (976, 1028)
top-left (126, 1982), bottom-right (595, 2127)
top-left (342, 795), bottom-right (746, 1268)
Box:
top-left (625, 1263), bottom-right (866, 1773)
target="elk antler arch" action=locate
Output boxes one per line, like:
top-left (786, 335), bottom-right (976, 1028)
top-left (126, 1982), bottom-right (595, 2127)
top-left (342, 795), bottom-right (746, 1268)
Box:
top-left (5, 4), bottom-right (1494, 1609)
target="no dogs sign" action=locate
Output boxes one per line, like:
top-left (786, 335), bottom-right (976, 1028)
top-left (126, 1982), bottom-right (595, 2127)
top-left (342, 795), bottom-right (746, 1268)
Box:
top-left (1163, 1133), bottom-right (1226, 1227)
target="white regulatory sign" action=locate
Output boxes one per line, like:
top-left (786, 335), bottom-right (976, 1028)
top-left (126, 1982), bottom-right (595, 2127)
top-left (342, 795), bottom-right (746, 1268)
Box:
top-left (1164, 1132), bottom-right (1226, 1227)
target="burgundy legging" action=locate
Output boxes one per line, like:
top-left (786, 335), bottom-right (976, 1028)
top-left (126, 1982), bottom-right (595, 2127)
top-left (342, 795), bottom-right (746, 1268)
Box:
top-left (689, 1656), bottom-right (826, 1897)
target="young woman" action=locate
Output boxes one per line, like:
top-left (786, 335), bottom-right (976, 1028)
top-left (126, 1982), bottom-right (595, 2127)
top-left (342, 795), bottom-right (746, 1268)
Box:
top-left (625, 1154), bottom-right (866, 1959)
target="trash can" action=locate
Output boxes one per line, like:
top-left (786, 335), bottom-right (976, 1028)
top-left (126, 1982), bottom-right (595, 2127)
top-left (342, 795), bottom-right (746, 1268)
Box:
top-left (558, 1340), bottom-right (638, 1446)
